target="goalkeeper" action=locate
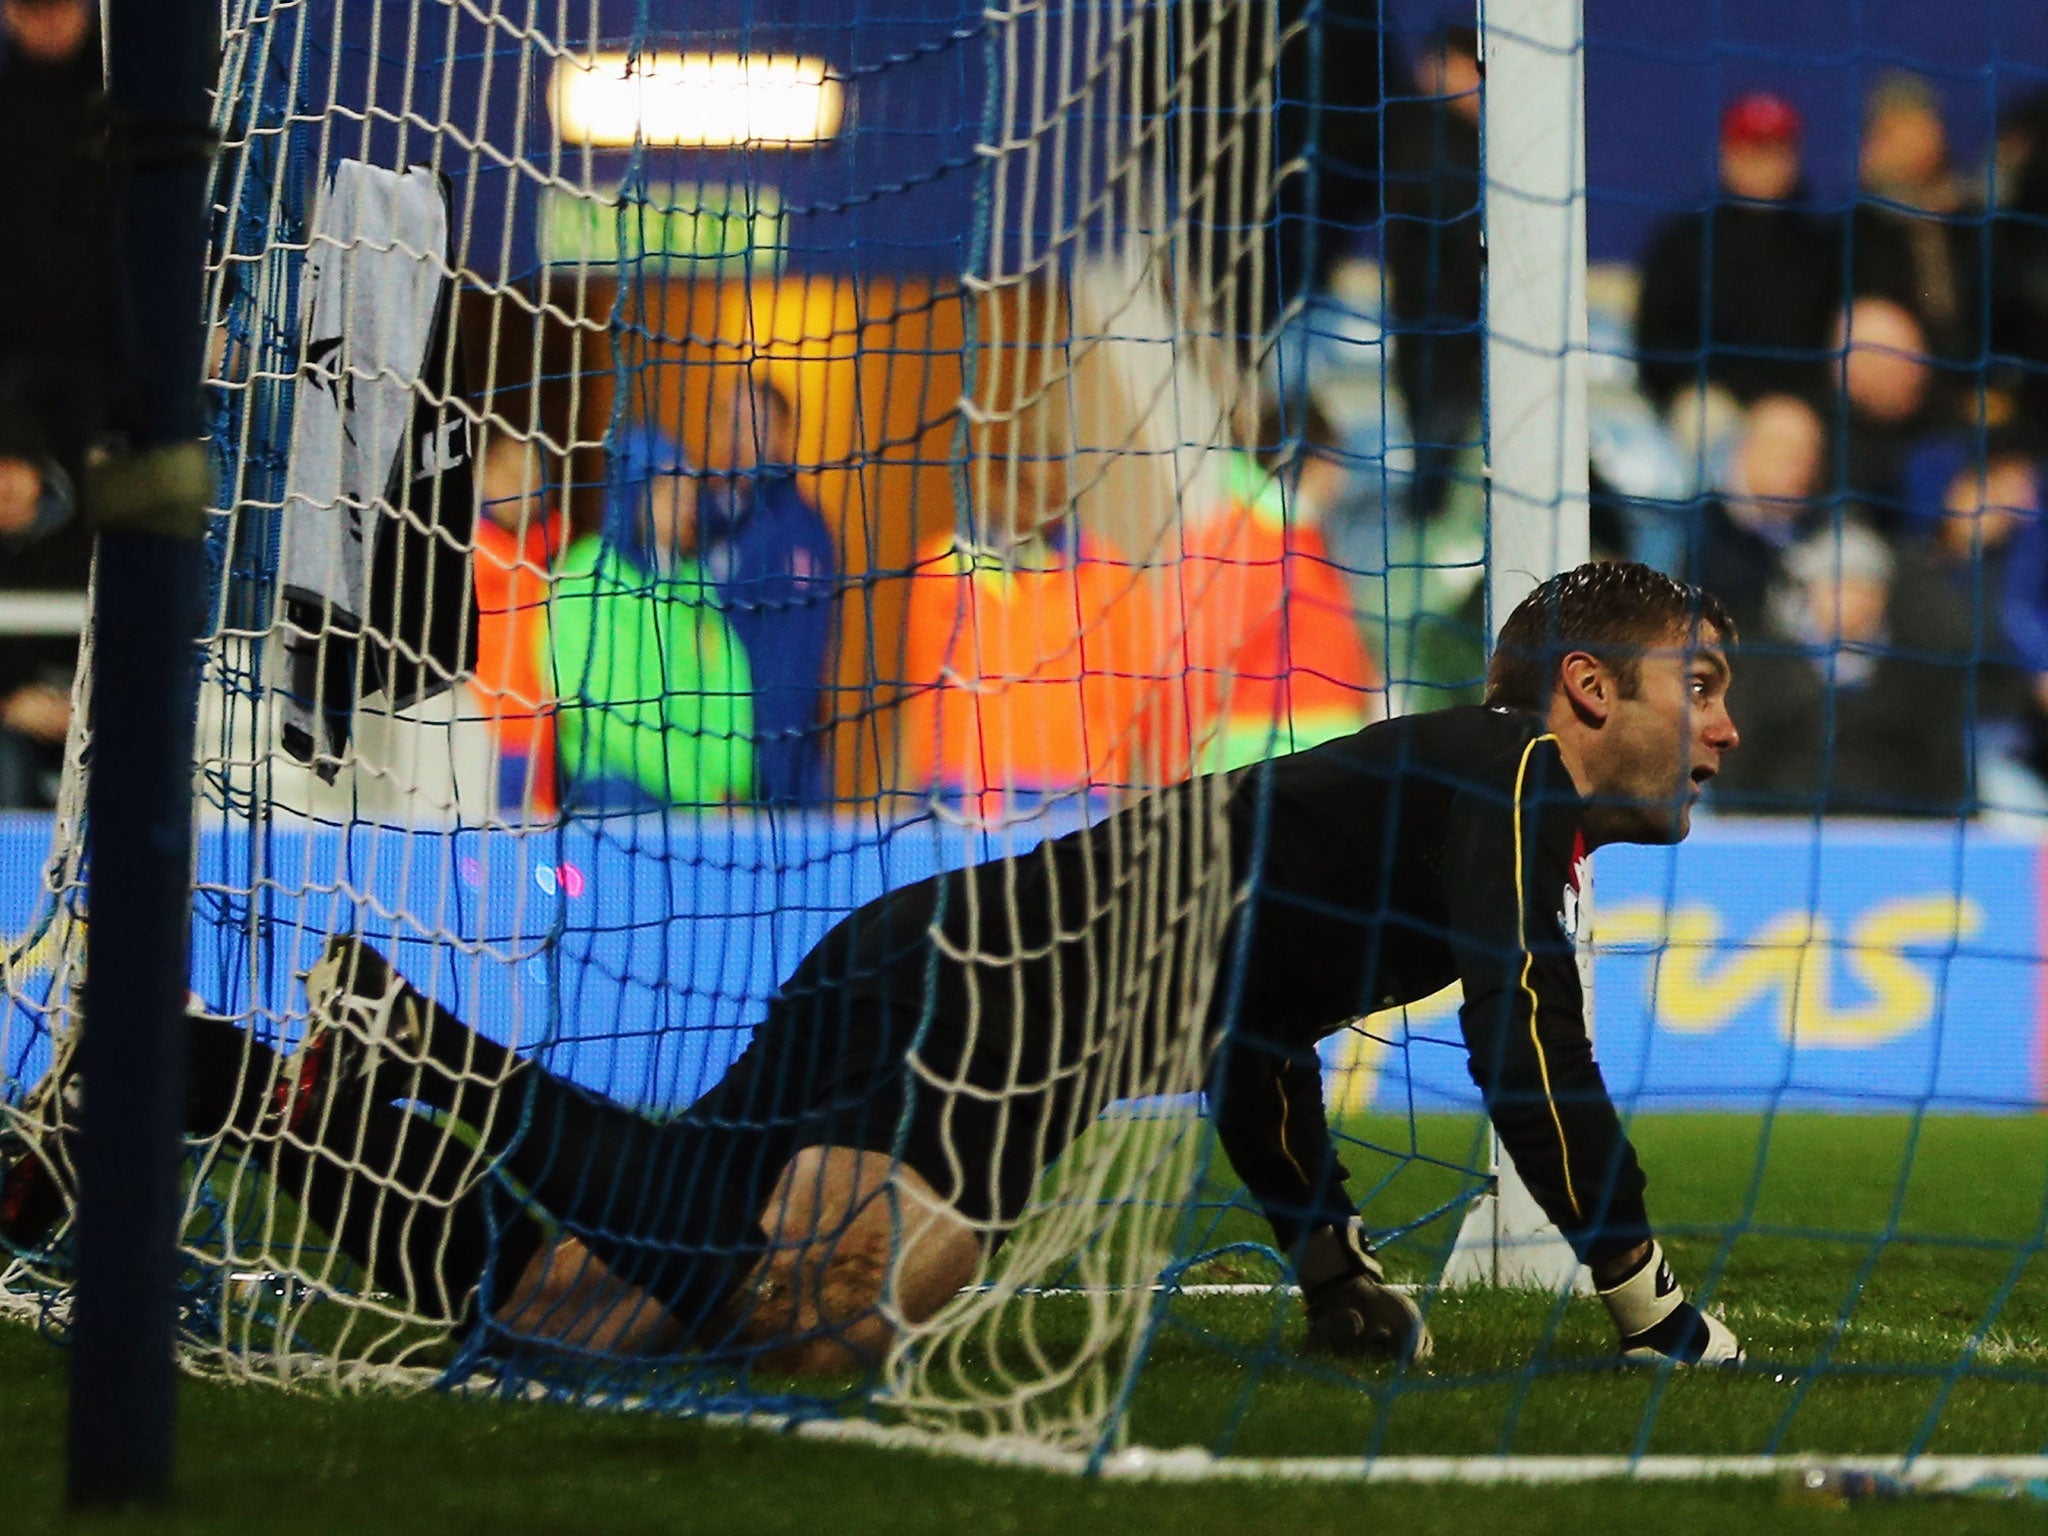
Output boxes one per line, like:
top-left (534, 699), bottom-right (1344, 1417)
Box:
top-left (4, 561), bottom-right (1742, 1375)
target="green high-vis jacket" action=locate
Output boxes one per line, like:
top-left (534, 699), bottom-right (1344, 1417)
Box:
top-left (545, 535), bottom-right (755, 808)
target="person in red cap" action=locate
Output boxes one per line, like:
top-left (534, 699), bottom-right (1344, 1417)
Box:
top-left (1635, 90), bottom-right (1842, 425)
top-left (1719, 93), bottom-right (1806, 198)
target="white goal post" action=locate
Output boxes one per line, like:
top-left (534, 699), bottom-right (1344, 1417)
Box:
top-left (1439, 0), bottom-right (1594, 1294)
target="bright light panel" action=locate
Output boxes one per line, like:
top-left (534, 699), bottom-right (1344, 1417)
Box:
top-left (551, 52), bottom-right (844, 148)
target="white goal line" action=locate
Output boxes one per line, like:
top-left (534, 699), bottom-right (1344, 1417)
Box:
top-left (222, 1273), bottom-right (1344, 1301)
top-left (791, 1421), bottom-right (2048, 1490)
top-left (966, 1281), bottom-right (1317, 1298)
top-left (109, 1295), bottom-right (2043, 1492)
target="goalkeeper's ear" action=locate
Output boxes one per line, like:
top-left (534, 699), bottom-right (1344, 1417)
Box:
top-left (1597, 1241), bottom-right (1742, 1366)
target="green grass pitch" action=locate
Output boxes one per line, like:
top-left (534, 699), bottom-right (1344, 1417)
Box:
top-left (1119, 1110), bottom-right (2048, 1458)
top-left (5, 1112), bottom-right (2048, 1533)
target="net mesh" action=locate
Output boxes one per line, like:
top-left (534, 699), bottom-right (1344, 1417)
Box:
top-left (6, 0), bottom-right (2048, 1479)
top-left (4, 0), bottom-right (1355, 1447)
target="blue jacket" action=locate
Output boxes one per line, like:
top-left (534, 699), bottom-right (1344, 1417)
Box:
top-left (697, 470), bottom-right (838, 804)
top-left (603, 429), bottom-right (837, 804)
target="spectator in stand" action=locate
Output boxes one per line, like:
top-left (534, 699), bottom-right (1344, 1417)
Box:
top-left (470, 432), bottom-right (566, 817)
top-left (0, 0), bottom-right (87, 59)
top-left (0, 0), bottom-right (99, 810)
top-left (1845, 73), bottom-right (1984, 378)
top-left (1382, 22), bottom-right (1482, 521)
top-left (1905, 428), bottom-right (2042, 796)
top-left (694, 370), bottom-right (838, 806)
top-left (1993, 89), bottom-right (2048, 423)
top-left (1832, 295), bottom-right (1945, 528)
top-left (895, 434), bottom-right (1172, 813)
top-left (1271, 0), bottom-right (1414, 321)
top-left (545, 428), bottom-right (754, 812)
top-left (1712, 521), bottom-right (1973, 818)
top-left (1687, 393), bottom-right (1828, 635)
top-left (1635, 92), bottom-right (1839, 439)
top-left (1938, 437), bottom-right (2048, 788)
top-left (0, 473), bottom-right (87, 807)
top-left (1178, 401), bottom-right (1383, 770)
top-left (0, 0), bottom-right (102, 549)
top-left (1991, 88), bottom-right (2048, 211)
top-left (1204, 0), bottom-right (1417, 348)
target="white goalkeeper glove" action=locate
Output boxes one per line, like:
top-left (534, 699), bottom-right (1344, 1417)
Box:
top-left (1597, 1240), bottom-right (1742, 1366)
top-left (1298, 1218), bottom-right (1432, 1364)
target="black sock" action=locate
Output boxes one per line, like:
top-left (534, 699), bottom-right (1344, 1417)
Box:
top-left (186, 1010), bottom-right (547, 1326)
top-left (367, 970), bottom-right (690, 1237)
top-left (185, 1011), bottom-right (281, 1136)
top-left (333, 948), bottom-right (789, 1340)
top-left (259, 1087), bottom-right (546, 1325)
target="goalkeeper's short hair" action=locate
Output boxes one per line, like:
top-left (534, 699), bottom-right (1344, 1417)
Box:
top-left (1486, 560), bottom-right (1734, 712)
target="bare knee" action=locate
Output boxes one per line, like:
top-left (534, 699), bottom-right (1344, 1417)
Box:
top-left (500, 1236), bottom-right (585, 1319)
top-left (734, 1147), bottom-right (983, 1374)
top-left (494, 1234), bottom-right (682, 1356)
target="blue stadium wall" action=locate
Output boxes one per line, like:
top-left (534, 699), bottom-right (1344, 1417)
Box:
top-left (295, 0), bottom-right (2048, 282)
top-left (1441, 0), bottom-right (2048, 266)
top-left (2, 814), bottom-right (2040, 1117)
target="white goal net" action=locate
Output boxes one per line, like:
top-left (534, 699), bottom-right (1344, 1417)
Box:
top-left (19, 0), bottom-right (2048, 1492)
top-left (3, 0), bottom-right (1409, 1457)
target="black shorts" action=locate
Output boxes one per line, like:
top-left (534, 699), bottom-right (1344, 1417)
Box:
top-left (569, 988), bottom-right (1108, 1345)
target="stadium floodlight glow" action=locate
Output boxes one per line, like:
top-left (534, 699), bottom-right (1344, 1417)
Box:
top-left (550, 52), bottom-right (843, 148)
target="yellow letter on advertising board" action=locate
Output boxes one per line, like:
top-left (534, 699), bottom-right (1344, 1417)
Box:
top-left (1594, 898), bottom-right (1981, 1046)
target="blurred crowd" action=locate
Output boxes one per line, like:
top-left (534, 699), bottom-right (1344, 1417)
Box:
top-left (465, 374), bottom-right (1378, 821)
top-left (1626, 73), bottom-right (2048, 820)
top-left (0, 0), bottom-right (97, 811)
top-left (1321, 25), bottom-right (2048, 823)
top-left (466, 30), bottom-right (2048, 828)
top-left (8, 9), bottom-right (2048, 825)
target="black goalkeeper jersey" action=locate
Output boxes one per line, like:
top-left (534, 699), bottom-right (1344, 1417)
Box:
top-left (771, 704), bottom-right (1649, 1267)
top-left (1207, 704), bottom-right (1646, 1266)
top-left (145, 707), bottom-right (1649, 1349)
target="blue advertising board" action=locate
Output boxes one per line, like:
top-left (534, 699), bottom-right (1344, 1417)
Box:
top-left (1329, 823), bottom-right (2044, 1118)
top-left (5, 814), bottom-right (2044, 1116)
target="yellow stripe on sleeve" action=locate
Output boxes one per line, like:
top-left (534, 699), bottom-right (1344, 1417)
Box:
top-left (1512, 733), bottom-right (1581, 1220)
